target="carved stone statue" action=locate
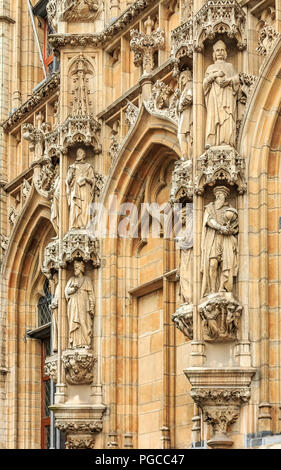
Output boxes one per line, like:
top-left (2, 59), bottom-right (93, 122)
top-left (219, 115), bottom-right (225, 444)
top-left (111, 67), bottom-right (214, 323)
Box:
top-left (177, 69), bottom-right (193, 160)
top-left (175, 204), bottom-right (193, 304)
top-left (201, 186), bottom-right (238, 297)
top-left (50, 164), bottom-right (60, 236)
top-left (66, 148), bottom-right (95, 230)
top-left (65, 260), bottom-right (95, 349)
top-left (203, 40), bottom-right (239, 148)
top-left (50, 271), bottom-right (59, 353)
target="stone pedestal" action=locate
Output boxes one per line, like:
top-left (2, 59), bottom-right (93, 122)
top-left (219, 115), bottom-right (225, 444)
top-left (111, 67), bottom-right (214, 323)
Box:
top-left (185, 367), bottom-right (256, 448)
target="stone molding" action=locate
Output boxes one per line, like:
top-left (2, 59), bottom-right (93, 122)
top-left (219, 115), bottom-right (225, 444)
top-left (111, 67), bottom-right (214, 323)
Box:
top-left (3, 73), bottom-right (60, 132)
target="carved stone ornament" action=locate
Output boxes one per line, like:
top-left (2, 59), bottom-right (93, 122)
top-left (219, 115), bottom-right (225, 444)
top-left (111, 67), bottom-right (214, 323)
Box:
top-left (256, 7), bottom-right (280, 57)
top-left (44, 355), bottom-right (58, 383)
top-left (3, 74), bottom-right (60, 132)
top-left (171, 303), bottom-right (193, 340)
top-left (61, 230), bottom-right (100, 267)
top-left (171, 19), bottom-right (193, 76)
top-left (195, 147), bottom-right (246, 195)
top-left (144, 80), bottom-right (180, 124)
top-left (9, 207), bottom-right (18, 226)
top-left (32, 157), bottom-right (57, 200)
top-left (108, 135), bottom-right (121, 162)
top-left (56, 420), bottom-right (103, 434)
top-left (49, 0), bottom-right (158, 43)
top-left (50, 403), bottom-right (106, 451)
top-left (125, 102), bottom-right (139, 128)
top-left (42, 239), bottom-right (60, 278)
top-left (194, 0), bottom-right (247, 52)
top-left (199, 292), bottom-right (242, 342)
top-left (65, 436), bottom-right (96, 449)
top-left (184, 367), bottom-right (256, 449)
top-left (62, 349), bottom-right (96, 385)
top-left (0, 234), bottom-right (9, 254)
top-left (170, 159), bottom-right (193, 204)
top-left (239, 73), bottom-right (257, 105)
top-left (47, 0), bottom-right (101, 31)
top-left (22, 179), bottom-right (32, 202)
top-left (130, 20), bottom-right (165, 75)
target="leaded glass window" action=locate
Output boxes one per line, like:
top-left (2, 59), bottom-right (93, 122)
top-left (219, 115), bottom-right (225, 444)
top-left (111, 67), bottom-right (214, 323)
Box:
top-left (38, 279), bottom-right (52, 326)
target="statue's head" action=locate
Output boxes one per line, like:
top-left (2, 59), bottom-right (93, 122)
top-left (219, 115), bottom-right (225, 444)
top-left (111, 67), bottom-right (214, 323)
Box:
top-left (179, 68), bottom-right (192, 89)
top-left (76, 148), bottom-right (86, 161)
top-left (213, 40), bottom-right (227, 62)
top-left (213, 185), bottom-right (230, 202)
top-left (74, 260), bottom-right (85, 275)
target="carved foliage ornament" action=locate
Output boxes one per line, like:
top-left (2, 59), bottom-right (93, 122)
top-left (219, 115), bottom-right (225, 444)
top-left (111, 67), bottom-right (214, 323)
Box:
top-left (65, 437), bottom-right (95, 449)
top-left (56, 420), bottom-right (103, 433)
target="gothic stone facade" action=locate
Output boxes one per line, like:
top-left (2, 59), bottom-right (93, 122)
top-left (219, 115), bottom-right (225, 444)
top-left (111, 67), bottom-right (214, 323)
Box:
top-left (0, 0), bottom-right (281, 449)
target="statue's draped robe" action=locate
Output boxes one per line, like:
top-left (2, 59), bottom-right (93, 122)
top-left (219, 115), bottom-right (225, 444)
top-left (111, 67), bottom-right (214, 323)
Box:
top-left (203, 61), bottom-right (239, 147)
top-left (178, 210), bottom-right (193, 303)
top-left (201, 202), bottom-right (238, 297)
top-left (51, 175), bottom-right (60, 235)
top-left (65, 275), bottom-right (95, 348)
top-left (177, 82), bottom-right (193, 158)
top-left (66, 161), bottom-right (95, 229)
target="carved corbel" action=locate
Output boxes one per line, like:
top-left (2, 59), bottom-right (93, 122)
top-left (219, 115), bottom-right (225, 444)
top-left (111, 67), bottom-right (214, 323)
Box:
top-left (62, 349), bottom-right (97, 385)
top-left (194, 0), bottom-right (247, 52)
top-left (172, 303), bottom-right (193, 340)
top-left (185, 368), bottom-right (256, 448)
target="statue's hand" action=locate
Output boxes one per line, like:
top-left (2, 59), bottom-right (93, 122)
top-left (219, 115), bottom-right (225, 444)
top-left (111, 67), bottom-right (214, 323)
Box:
top-left (220, 78), bottom-right (231, 88)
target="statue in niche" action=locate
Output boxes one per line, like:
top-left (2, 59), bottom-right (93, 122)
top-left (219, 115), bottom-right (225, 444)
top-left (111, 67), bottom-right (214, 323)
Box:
top-left (177, 68), bottom-right (193, 160)
top-left (66, 148), bottom-right (95, 230)
top-left (50, 163), bottom-right (60, 237)
top-left (65, 260), bottom-right (95, 349)
top-left (50, 271), bottom-right (59, 353)
top-left (174, 203), bottom-right (193, 304)
top-left (203, 40), bottom-right (239, 148)
top-left (201, 186), bottom-right (238, 298)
